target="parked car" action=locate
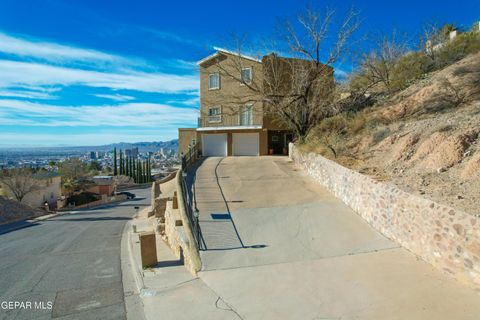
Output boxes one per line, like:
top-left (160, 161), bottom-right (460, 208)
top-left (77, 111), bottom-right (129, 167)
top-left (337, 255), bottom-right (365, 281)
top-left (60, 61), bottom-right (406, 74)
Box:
top-left (116, 191), bottom-right (136, 199)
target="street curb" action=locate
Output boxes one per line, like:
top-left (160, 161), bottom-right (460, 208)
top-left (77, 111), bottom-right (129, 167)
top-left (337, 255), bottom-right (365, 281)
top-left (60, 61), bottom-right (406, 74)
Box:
top-left (127, 222), bottom-right (145, 291)
top-left (121, 219), bottom-right (147, 320)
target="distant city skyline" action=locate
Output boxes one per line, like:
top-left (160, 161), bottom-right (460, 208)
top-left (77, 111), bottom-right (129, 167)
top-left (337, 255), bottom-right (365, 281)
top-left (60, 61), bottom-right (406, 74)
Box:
top-left (0, 0), bottom-right (479, 146)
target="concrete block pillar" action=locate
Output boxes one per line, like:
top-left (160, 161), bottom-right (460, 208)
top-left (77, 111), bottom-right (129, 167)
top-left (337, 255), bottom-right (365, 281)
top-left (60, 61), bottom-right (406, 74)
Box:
top-left (172, 191), bottom-right (178, 209)
top-left (151, 182), bottom-right (160, 208)
top-left (154, 198), bottom-right (167, 218)
top-left (139, 231), bottom-right (158, 268)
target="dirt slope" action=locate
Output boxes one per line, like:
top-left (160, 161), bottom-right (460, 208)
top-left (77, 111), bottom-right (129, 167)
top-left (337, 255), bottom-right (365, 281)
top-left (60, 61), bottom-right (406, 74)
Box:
top-left (0, 196), bottom-right (44, 224)
top-left (348, 52), bottom-right (480, 215)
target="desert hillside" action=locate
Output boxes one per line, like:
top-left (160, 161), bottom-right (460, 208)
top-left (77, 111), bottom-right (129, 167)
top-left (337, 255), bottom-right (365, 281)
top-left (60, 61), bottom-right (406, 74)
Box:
top-left (303, 52), bottom-right (480, 215)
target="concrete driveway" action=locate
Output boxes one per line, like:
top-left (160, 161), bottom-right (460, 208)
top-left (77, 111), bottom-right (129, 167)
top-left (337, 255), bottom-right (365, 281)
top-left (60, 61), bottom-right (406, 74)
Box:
top-left (192, 156), bottom-right (480, 320)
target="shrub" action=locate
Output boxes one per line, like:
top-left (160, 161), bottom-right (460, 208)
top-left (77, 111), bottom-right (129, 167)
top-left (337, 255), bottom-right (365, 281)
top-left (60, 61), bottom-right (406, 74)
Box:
top-left (347, 113), bottom-right (367, 135)
top-left (372, 126), bottom-right (391, 144)
top-left (434, 32), bottom-right (480, 69)
top-left (389, 52), bottom-right (431, 91)
top-left (67, 192), bottom-right (100, 206)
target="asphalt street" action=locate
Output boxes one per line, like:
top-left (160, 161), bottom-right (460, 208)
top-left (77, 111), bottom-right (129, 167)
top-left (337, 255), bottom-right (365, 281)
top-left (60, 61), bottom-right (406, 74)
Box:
top-left (0, 187), bottom-right (150, 320)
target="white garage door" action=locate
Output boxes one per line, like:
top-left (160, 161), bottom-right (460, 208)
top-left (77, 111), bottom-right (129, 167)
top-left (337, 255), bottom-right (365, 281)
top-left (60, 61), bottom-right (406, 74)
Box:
top-left (202, 133), bottom-right (228, 157)
top-left (233, 133), bottom-right (259, 156)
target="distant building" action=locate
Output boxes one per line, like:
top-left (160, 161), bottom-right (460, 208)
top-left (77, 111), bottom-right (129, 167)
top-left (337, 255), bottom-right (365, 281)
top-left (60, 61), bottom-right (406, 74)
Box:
top-left (125, 147), bottom-right (139, 158)
top-left (89, 151), bottom-right (96, 160)
top-left (87, 175), bottom-right (115, 196)
top-left (96, 151), bottom-right (105, 159)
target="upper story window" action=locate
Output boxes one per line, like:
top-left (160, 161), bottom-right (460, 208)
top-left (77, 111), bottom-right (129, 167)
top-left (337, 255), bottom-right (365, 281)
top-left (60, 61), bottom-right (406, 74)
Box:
top-left (208, 106), bottom-right (222, 123)
top-left (241, 67), bottom-right (252, 85)
top-left (208, 73), bottom-right (220, 90)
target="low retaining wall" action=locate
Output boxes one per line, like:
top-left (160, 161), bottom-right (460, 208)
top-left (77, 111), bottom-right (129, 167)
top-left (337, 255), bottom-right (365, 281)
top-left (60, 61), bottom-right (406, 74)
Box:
top-left (163, 200), bottom-right (198, 273)
top-left (151, 171), bottom-right (201, 275)
top-left (172, 170), bottom-right (202, 274)
top-left (158, 170), bottom-right (177, 184)
top-left (290, 143), bottom-right (480, 291)
top-left (117, 183), bottom-right (152, 191)
top-left (58, 194), bottom-right (128, 211)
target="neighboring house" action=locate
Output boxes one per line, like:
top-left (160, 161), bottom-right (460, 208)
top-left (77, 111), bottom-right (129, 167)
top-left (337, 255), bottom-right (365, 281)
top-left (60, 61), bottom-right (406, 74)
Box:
top-left (21, 172), bottom-right (61, 210)
top-left (87, 175), bottom-right (115, 196)
top-left (179, 47), bottom-right (301, 157)
top-left (426, 21), bottom-right (480, 53)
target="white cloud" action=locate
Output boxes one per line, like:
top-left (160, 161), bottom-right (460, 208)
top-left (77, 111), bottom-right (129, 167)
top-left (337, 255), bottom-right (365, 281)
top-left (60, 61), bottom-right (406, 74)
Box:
top-left (0, 89), bottom-right (58, 100)
top-left (167, 96), bottom-right (200, 107)
top-left (93, 93), bottom-right (135, 101)
top-left (0, 131), bottom-right (179, 147)
top-left (0, 99), bottom-right (198, 127)
top-left (0, 60), bottom-right (198, 93)
top-left (0, 31), bottom-right (123, 65)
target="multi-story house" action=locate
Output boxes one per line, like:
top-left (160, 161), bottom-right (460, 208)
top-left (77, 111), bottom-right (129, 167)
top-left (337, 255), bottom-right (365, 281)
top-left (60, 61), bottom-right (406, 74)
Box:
top-left (179, 47), bottom-right (323, 157)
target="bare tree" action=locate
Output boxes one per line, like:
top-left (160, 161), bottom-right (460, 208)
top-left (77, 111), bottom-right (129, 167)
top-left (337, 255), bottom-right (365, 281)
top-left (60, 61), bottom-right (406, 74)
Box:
top-left (58, 158), bottom-right (90, 196)
top-left (437, 75), bottom-right (480, 109)
top-left (352, 32), bottom-right (408, 93)
top-left (205, 6), bottom-right (360, 142)
top-left (420, 22), bottom-right (456, 62)
top-left (0, 168), bottom-right (41, 202)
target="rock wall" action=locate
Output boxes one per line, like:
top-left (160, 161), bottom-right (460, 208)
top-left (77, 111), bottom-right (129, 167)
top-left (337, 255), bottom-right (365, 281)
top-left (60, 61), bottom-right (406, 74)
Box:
top-left (163, 200), bottom-right (197, 274)
top-left (290, 143), bottom-right (480, 291)
top-left (152, 173), bottom-right (201, 275)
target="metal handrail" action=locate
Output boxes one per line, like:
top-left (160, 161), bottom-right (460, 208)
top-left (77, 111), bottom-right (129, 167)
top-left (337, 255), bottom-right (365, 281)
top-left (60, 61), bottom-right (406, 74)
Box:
top-left (179, 142), bottom-right (203, 250)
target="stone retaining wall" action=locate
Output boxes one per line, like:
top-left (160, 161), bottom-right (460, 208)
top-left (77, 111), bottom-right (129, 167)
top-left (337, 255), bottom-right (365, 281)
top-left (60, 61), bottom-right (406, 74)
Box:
top-left (290, 143), bottom-right (480, 291)
top-left (151, 172), bottom-right (201, 275)
top-left (163, 200), bottom-right (197, 274)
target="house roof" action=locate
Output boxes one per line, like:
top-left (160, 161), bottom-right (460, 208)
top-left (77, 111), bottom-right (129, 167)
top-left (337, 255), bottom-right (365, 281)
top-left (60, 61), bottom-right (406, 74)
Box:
top-left (197, 47), bottom-right (262, 66)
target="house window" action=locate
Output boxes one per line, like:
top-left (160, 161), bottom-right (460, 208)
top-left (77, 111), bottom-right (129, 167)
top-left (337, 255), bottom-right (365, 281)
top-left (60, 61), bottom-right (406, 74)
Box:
top-left (208, 106), bottom-right (222, 123)
top-left (241, 67), bottom-right (252, 85)
top-left (239, 104), bottom-right (253, 126)
top-left (208, 73), bottom-right (220, 90)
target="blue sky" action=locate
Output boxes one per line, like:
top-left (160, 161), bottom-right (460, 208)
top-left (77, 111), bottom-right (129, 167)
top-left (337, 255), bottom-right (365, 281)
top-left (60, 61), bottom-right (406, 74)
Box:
top-left (0, 0), bottom-right (479, 147)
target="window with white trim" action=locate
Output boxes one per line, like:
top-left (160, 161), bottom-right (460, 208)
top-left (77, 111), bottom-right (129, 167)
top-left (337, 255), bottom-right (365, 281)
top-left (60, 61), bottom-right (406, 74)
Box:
top-left (240, 67), bottom-right (252, 85)
top-left (208, 73), bottom-right (220, 90)
top-left (208, 106), bottom-right (222, 123)
top-left (239, 104), bottom-right (253, 126)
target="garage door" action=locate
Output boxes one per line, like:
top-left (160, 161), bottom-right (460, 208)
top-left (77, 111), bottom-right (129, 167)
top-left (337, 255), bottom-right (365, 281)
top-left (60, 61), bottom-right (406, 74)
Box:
top-left (233, 133), bottom-right (259, 156)
top-left (202, 133), bottom-right (228, 157)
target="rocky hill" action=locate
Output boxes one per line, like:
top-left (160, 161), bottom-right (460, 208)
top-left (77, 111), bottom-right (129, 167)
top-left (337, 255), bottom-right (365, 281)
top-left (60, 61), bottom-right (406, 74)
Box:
top-left (305, 52), bottom-right (480, 215)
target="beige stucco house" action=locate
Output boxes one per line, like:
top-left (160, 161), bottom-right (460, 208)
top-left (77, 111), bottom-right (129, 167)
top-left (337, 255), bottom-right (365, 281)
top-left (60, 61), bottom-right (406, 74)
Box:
top-left (179, 47), bottom-right (294, 157)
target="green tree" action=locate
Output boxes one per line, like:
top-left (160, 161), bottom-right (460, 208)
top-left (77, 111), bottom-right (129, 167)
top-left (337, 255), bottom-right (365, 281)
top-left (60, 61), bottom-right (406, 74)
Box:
top-left (58, 158), bottom-right (91, 196)
top-left (143, 161), bottom-right (147, 183)
top-left (132, 158), bottom-right (136, 182)
top-left (113, 147), bottom-right (117, 176)
top-left (146, 158), bottom-right (151, 182)
top-left (119, 150), bottom-right (124, 175)
top-left (88, 161), bottom-right (102, 173)
top-left (138, 160), bottom-right (143, 183)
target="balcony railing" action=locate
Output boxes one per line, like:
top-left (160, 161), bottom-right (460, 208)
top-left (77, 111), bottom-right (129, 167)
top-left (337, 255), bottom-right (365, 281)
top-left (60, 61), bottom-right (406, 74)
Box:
top-left (198, 113), bottom-right (263, 128)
